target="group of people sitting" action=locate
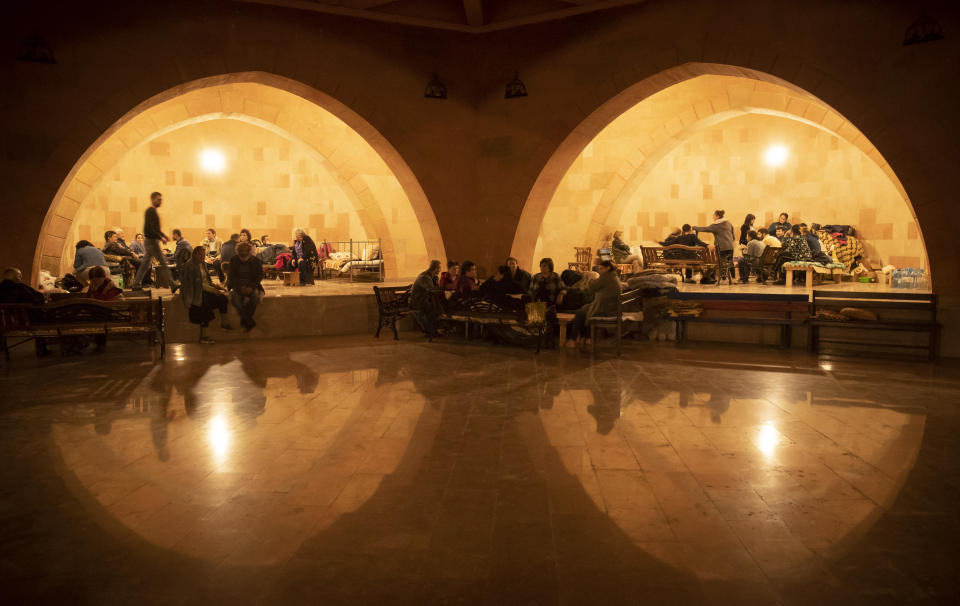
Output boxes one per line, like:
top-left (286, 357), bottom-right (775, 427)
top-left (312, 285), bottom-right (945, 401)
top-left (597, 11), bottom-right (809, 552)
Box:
top-left (410, 256), bottom-right (624, 348)
top-left (609, 210), bottom-right (854, 285)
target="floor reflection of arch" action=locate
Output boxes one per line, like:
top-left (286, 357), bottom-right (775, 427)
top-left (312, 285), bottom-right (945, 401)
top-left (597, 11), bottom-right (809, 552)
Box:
top-left (35, 72), bottom-right (445, 281)
top-left (44, 342), bottom-right (925, 595)
top-left (512, 63), bottom-right (929, 276)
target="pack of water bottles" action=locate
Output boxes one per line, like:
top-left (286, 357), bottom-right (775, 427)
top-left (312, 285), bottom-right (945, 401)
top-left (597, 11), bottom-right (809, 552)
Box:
top-left (891, 268), bottom-right (929, 289)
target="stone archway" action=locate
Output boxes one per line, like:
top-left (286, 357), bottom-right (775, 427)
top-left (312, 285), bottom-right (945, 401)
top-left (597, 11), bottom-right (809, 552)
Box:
top-left (35, 72), bottom-right (445, 281)
top-left (511, 63), bottom-right (928, 277)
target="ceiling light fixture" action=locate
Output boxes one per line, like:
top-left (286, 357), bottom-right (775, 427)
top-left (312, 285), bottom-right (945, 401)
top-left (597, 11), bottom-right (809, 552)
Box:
top-left (199, 148), bottom-right (226, 173)
top-left (764, 145), bottom-right (788, 167)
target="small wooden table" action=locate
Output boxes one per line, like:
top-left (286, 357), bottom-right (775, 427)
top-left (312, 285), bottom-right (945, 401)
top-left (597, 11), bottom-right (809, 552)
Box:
top-left (282, 270), bottom-right (300, 286)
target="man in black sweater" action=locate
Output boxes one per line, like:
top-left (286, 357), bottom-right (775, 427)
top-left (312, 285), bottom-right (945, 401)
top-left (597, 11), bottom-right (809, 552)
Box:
top-left (129, 192), bottom-right (178, 292)
top-left (227, 241), bottom-right (264, 332)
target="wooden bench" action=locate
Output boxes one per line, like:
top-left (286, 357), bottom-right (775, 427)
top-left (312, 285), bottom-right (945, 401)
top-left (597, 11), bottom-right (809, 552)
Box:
top-left (0, 297), bottom-right (165, 361)
top-left (640, 245), bottom-right (723, 281)
top-left (373, 285), bottom-right (412, 340)
top-left (589, 287), bottom-right (645, 356)
top-left (666, 292), bottom-right (809, 347)
top-left (440, 295), bottom-right (546, 352)
top-left (809, 290), bottom-right (939, 361)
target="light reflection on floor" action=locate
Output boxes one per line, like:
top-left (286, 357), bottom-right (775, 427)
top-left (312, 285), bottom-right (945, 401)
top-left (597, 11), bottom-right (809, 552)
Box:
top-left (2, 336), bottom-right (955, 603)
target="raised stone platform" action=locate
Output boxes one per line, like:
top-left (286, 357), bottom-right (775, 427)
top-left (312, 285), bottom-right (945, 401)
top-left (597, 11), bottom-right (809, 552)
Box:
top-left (156, 277), bottom-right (929, 345)
top-left (160, 278), bottom-right (414, 343)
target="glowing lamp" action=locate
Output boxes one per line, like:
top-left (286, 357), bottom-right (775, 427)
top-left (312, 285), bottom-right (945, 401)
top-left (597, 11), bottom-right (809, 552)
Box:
top-left (764, 145), bottom-right (788, 167)
top-left (200, 148), bottom-right (226, 173)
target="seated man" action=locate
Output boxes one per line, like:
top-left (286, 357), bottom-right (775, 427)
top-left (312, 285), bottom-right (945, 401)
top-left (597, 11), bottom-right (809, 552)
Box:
top-left (740, 230), bottom-right (766, 283)
top-left (73, 240), bottom-right (110, 286)
top-left (410, 260), bottom-right (443, 339)
top-left (103, 230), bottom-right (137, 284)
top-left (0, 267), bottom-right (45, 305)
top-left (171, 229), bottom-right (192, 277)
top-left (1, 268), bottom-right (50, 356)
top-left (227, 241), bottom-right (264, 332)
top-left (219, 233), bottom-right (240, 277)
top-left (758, 227), bottom-right (781, 249)
top-left (201, 228), bottom-right (224, 282)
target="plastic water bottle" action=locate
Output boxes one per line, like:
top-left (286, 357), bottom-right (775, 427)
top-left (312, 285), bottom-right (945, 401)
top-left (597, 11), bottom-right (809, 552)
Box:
top-left (892, 270), bottom-right (900, 289)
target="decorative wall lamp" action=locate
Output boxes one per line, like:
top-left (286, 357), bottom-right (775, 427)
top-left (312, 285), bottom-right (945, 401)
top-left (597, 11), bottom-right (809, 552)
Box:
top-left (904, 16), bottom-right (944, 45)
top-left (424, 75), bottom-right (447, 99)
top-left (18, 35), bottom-right (55, 64)
top-left (505, 72), bottom-right (528, 99)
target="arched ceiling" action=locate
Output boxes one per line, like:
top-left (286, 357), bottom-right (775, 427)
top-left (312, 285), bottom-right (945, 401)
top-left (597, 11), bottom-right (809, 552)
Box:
top-left (38, 73), bottom-right (445, 279)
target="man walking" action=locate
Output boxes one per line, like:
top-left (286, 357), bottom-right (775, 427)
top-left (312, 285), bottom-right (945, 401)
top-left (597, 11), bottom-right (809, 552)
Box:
top-left (130, 192), bottom-right (178, 292)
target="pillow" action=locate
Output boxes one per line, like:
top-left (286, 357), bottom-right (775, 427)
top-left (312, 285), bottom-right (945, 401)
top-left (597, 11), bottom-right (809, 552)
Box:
top-left (839, 307), bottom-right (878, 321)
top-left (362, 243), bottom-right (381, 261)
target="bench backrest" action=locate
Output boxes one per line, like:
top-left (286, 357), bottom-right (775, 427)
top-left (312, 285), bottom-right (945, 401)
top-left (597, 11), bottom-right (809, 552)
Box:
top-left (373, 285), bottom-right (411, 309)
top-left (0, 297), bottom-right (164, 331)
top-left (668, 292), bottom-right (808, 314)
top-left (812, 290), bottom-right (936, 319)
top-left (640, 246), bottom-right (665, 266)
top-left (760, 245), bottom-right (780, 266)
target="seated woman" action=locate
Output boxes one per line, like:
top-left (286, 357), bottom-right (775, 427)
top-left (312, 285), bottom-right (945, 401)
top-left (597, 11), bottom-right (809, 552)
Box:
top-left (529, 258), bottom-right (562, 305)
top-left (565, 260), bottom-right (621, 348)
top-left (772, 225), bottom-right (813, 284)
top-left (557, 270), bottom-right (597, 312)
top-left (505, 257), bottom-right (532, 292)
top-left (611, 230), bottom-right (642, 273)
top-left (290, 228), bottom-right (318, 285)
top-left (181, 245), bottom-right (232, 344)
top-left (439, 260), bottom-right (459, 291)
top-left (528, 258), bottom-right (563, 345)
top-left (455, 261), bottom-right (480, 297)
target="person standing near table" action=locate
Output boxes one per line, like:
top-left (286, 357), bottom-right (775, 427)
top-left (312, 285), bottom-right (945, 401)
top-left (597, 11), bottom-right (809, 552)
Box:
top-left (129, 192), bottom-right (179, 292)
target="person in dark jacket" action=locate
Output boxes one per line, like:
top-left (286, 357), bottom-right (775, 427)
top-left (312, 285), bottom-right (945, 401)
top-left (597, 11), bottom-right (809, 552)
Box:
top-left (103, 230), bottom-right (138, 285)
top-left (129, 192), bottom-right (178, 292)
top-left (290, 228), bottom-right (318, 285)
top-left (410, 260), bottom-right (443, 339)
top-left (767, 212), bottom-right (791, 237)
top-left (505, 257), bottom-right (532, 293)
top-left (803, 224), bottom-right (832, 264)
top-left (739, 213), bottom-right (756, 246)
top-left (565, 260), bottom-right (621, 347)
top-left (611, 231), bottom-right (641, 273)
top-left (171, 229), bottom-right (193, 276)
top-left (227, 242), bottom-right (264, 332)
top-left (0, 268), bottom-right (45, 305)
top-left (480, 265), bottom-right (527, 308)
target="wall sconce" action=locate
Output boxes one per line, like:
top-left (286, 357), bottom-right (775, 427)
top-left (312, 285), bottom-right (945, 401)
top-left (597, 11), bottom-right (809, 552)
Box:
top-left (18, 35), bottom-right (55, 64)
top-left (424, 75), bottom-right (447, 99)
top-left (904, 16), bottom-right (944, 45)
top-left (505, 72), bottom-right (528, 99)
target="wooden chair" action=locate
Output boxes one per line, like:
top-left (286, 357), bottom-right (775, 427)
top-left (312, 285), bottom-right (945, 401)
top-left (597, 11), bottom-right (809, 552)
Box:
top-left (568, 247), bottom-right (592, 272)
top-left (640, 246), bottom-right (666, 270)
top-left (758, 246), bottom-right (780, 283)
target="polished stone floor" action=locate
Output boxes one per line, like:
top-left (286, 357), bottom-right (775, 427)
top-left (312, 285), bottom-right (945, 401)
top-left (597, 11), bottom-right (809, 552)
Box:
top-left (1, 335), bottom-right (957, 604)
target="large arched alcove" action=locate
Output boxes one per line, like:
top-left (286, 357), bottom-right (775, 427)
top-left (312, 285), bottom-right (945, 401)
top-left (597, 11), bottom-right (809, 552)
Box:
top-left (36, 72), bottom-right (445, 281)
top-left (512, 64), bottom-right (929, 276)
